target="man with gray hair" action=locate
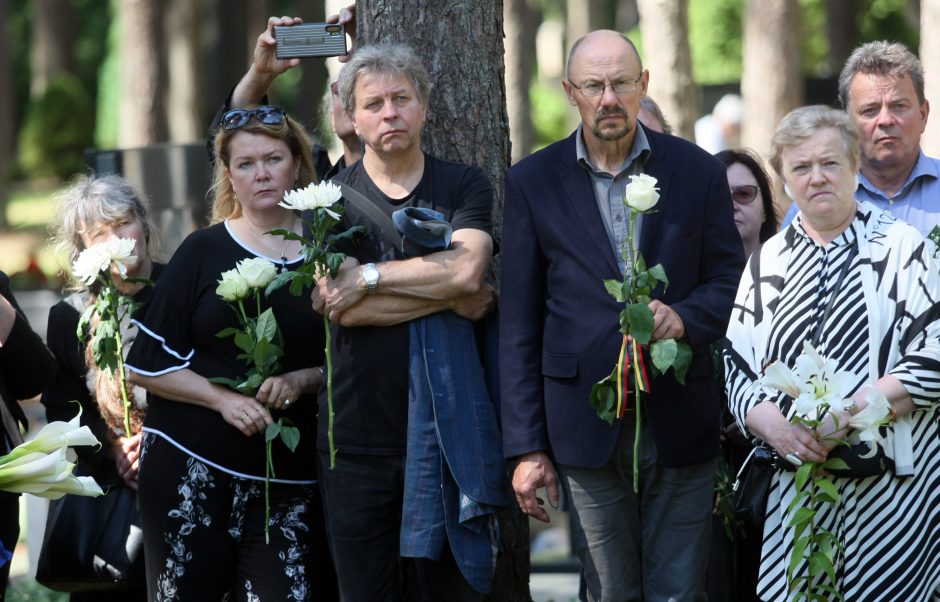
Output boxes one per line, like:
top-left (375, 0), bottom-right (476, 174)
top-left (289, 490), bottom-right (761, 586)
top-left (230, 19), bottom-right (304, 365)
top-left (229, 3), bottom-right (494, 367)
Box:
top-left (312, 42), bottom-right (505, 600)
top-left (783, 41), bottom-right (939, 233)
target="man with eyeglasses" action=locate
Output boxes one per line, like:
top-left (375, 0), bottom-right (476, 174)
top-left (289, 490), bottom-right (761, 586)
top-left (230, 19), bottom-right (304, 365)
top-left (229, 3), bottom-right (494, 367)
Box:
top-left (500, 30), bottom-right (744, 601)
top-left (782, 41), bottom-right (939, 236)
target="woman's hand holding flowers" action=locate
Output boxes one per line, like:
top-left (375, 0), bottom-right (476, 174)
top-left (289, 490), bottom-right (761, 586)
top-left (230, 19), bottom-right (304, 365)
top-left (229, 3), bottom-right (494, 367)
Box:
top-left (216, 388), bottom-right (273, 437)
top-left (255, 370), bottom-right (320, 410)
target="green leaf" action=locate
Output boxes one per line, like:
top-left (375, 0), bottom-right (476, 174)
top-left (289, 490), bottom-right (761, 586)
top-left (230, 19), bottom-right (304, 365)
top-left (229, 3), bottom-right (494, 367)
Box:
top-left (626, 303), bottom-right (654, 344)
top-left (634, 271), bottom-right (649, 290)
top-left (280, 424), bottom-right (300, 452)
top-left (604, 279), bottom-right (626, 303)
top-left (815, 478), bottom-right (840, 505)
top-left (256, 308), bottom-right (278, 342)
top-left (794, 462), bottom-right (813, 491)
top-left (787, 506), bottom-right (814, 529)
top-left (809, 552), bottom-right (836, 584)
top-left (208, 376), bottom-right (242, 389)
top-left (215, 327), bottom-right (242, 339)
top-left (265, 270), bottom-right (301, 297)
top-left (234, 331), bottom-right (253, 354)
top-left (326, 253), bottom-right (345, 278)
top-left (635, 253), bottom-right (647, 273)
top-left (589, 374), bottom-right (618, 425)
top-left (650, 338), bottom-right (677, 375)
top-left (647, 263), bottom-right (668, 288)
top-left (76, 304), bottom-right (96, 343)
top-left (265, 422), bottom-right (281, 442)
top-left (821, 457), bottom-right (850, 472)
top-left (672, 341), bottom-right (692, 384)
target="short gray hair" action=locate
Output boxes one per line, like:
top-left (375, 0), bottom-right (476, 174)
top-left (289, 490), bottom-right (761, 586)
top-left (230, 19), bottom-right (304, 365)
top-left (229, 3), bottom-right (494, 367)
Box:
top-left (52, 173), bottom-right (160, 263)
top-left (337, 43), bottom-right (432, 115)
top-left (838, 41), bottom-right (925, 108)
top-left (769, 105), bottom-right (860, 177)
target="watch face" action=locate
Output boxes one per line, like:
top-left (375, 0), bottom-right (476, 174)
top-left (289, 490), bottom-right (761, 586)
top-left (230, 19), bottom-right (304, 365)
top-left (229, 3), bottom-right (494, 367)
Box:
top-left (364, 265), bottom-right (379, 285)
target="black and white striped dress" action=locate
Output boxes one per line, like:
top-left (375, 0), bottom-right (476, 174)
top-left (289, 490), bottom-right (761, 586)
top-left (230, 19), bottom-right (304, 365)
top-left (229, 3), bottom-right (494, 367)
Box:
top-left (724, 203), bottom-right (940, 601)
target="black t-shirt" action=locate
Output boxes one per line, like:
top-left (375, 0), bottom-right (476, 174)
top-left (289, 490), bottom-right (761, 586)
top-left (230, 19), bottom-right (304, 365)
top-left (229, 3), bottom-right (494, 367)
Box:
top-left (325, 153), bottom-right (494, 454)
top-left (125, 223), bottom-right (325, 480)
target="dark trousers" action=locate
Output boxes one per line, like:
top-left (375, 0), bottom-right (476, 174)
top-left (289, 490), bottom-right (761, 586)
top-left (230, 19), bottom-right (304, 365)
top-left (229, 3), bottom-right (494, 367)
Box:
top-left (318, 452), bottom-right (481, 602)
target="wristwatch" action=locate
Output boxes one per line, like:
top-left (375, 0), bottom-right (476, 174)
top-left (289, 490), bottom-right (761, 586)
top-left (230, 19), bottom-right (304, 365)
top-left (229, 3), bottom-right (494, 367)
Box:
top-left (362, 263), bottom-right (380, 294)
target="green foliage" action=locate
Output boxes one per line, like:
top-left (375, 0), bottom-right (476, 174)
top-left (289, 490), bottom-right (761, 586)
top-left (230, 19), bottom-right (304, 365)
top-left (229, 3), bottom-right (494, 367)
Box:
top-left (95, 1), bottom-right (121, 149)
top-left (860, 0), bottom-right (919, 51)
top-left (689, 0), bottom-right (743, 84)
top-left (530, 80), bottom-right (570, 150)
top-left (18, 73), bottom-right (94, 179)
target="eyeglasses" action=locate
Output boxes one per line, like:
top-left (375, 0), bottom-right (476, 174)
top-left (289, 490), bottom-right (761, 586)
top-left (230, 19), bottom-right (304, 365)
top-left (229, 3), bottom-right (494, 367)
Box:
top-left (568, 73), bottom-right (644, 97)
top-left (731, 185), bottom-right (759, 205)
top-left (221, 105), bottom-right (287, 130)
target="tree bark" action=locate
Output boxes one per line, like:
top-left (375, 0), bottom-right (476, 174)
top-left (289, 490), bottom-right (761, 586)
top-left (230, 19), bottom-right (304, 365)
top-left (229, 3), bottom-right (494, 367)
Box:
top-left (117, 0), bottom-right (167, 147)
top-left (741, 0), bottom-right (801, 210)
top-left (637, 0), bottom-right (697, 140)
top-left (165, 0), bottom-right (201, 143)
top-left (356, 2), bottom-right (526, 599)
top-left (0, 1), bottom-right (12, 229)
top-left (921, 0), bottom-right (940, 155)
top-left (825, 0), bottom-right (859, 78)
top-left (505, 0), bottom-right (541, 163)
top-left (29, 0), bottom-right (76, 99)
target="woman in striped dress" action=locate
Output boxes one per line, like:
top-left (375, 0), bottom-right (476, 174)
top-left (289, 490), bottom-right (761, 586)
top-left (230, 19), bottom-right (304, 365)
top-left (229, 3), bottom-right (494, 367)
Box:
top-left (723, 105), bottom-right (940, 600)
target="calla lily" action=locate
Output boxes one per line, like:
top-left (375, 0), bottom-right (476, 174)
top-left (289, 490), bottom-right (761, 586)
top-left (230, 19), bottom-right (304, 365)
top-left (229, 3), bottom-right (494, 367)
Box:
top-left (0, 409), bottom-right (103, 498)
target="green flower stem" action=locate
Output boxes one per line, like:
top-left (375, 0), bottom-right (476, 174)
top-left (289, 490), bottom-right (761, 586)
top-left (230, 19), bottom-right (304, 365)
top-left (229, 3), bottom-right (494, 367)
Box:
top-left (114, 334), bottom-right (132, 438)
top-left (265, 437), bottom-right (273, 545)
top-left (626, 209), bottom-right (638, 303)
top-left (324, 313), bottom-right (336, 469)
top-left (627, 207), bottom-right (642, 493)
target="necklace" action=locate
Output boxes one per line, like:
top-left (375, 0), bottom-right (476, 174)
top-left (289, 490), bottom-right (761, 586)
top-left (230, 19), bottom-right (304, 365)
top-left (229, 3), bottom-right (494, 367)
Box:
top-left (243, 217), bottom-right (298, 272)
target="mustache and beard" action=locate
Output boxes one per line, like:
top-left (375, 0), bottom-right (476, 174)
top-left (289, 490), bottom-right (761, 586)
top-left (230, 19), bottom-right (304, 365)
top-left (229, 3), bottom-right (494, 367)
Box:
top-left (592, 106), bottom-right (633, 141)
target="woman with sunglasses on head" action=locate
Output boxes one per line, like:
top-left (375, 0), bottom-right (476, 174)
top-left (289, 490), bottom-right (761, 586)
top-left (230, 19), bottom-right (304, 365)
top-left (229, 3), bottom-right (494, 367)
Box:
top-left (126, 106), bottom-right (337, 601)
top-left (716, 149), bottom-right (779, 259)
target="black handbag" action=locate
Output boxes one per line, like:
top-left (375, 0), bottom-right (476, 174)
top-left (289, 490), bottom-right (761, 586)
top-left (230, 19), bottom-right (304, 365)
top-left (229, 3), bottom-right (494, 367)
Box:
top-left (733, 444), bottom-right (777, 524)
top-left (35, 484), bottom-right (145, 592)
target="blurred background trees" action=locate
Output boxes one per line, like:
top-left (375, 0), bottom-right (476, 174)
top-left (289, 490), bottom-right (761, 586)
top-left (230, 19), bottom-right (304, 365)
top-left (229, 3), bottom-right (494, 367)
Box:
top-left (0, 0), bottom-right (927, 276)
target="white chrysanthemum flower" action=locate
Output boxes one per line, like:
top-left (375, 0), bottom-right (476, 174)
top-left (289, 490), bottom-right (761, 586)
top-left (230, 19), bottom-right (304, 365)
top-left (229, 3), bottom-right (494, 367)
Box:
top-left (72, 238), bottom-right (138, 285)
top-left (280, 181), bottom-right (343, 219)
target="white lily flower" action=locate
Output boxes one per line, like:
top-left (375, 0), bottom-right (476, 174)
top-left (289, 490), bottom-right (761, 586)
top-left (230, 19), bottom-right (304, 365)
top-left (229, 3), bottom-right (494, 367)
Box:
top-left (72, 238), bottom-right (138, 285)
top-left (849, 389), bottom-right (891, 443)
top-left (31, 474), bottom-right (104, 500)
top-left (760, 360), bottom-right (802, 398)
top-left (280, 181), bottom-right (343, 219)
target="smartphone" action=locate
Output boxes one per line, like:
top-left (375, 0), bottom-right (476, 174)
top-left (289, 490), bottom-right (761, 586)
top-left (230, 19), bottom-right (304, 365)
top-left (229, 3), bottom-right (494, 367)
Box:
top-left (274, 23), bottom-right (347, 59)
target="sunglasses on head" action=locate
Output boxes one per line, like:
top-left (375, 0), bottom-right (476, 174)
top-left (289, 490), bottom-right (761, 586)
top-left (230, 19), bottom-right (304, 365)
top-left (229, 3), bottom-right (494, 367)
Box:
top-left (731, 185), bottom-right (759, 205)
top-left (221, 105), bottom-right (287, 130)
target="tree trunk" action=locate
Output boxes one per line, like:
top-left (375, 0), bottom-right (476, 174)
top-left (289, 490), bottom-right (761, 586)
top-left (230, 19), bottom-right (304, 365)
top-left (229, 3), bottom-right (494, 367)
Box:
top-left (741, 0), bottom-right (801, 211)
top-left (637, 0), bottom-right (697, 140)
top-left (293, 0), bottom-right (329, 136)
top-left (825, 0), bottom-right (859, 78)
top-left (165, 0), bottom-right (201, 143)
top-left (201, 0), bottom-right (248, 126)
top-left (29, 0), bottom-right (76, 99)
top-left (505, 0), bottom-right (541, 163)
top-left (921, 0), bottom-right (940, 156)
top-left (356, 2), bottom-right (527, 599)
top-left (0, 1), bottom-right (12, 229)
top-left (117, 0), bottom-right (167, 147)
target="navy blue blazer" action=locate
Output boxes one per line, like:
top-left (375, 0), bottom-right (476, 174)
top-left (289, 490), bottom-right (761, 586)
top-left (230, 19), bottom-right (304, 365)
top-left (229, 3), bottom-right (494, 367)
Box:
top-left (499, 126), bottom-right (745, 469)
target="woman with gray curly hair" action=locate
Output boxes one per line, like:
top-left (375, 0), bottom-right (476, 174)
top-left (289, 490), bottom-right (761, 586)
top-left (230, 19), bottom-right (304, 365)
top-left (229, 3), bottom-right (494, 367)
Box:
top-left (41, 172), bottom-right (162, 600)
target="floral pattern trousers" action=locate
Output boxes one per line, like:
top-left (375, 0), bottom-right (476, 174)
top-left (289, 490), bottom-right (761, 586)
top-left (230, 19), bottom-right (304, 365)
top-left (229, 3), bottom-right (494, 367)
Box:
top-left (138, 432), bottom-right (318, 601)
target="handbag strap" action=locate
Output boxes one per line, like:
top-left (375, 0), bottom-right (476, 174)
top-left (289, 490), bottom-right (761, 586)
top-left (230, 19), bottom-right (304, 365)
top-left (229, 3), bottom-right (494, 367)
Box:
top-left (338, 182), bottom-right (403, 251)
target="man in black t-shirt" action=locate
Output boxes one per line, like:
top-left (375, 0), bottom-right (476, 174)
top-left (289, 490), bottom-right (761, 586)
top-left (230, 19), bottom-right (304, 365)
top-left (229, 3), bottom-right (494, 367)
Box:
top-left (312, 43), bottom-right (499, 600)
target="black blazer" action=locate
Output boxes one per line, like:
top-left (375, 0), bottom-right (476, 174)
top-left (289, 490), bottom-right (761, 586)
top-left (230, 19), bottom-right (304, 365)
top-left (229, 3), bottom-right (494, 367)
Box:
top-left (499, 127), bottom-right (745, 469)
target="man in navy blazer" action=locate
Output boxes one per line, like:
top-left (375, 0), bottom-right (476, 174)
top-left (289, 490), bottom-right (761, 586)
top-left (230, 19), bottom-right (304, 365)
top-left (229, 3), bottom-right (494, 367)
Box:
top-left (500, 31), bottom-right (745, 601)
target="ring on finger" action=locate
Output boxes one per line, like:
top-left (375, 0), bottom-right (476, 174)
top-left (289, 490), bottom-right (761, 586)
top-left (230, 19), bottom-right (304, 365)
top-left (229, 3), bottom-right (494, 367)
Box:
top-left (785, 452), bottom-right (803, 466)
top-left (241, 412), bottom-right (249, 421)
top-left (283, 399), bottom-right (292, 407)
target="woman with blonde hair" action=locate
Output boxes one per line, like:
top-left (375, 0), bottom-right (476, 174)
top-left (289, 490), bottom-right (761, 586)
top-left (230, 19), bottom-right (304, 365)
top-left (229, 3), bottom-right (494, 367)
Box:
top-left (126, 106), bottom-right (336, 600)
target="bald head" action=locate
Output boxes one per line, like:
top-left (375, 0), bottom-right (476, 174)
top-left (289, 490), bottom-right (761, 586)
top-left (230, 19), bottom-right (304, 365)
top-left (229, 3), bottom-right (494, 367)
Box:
top-left (567, 30), bottom-right (642, 81)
